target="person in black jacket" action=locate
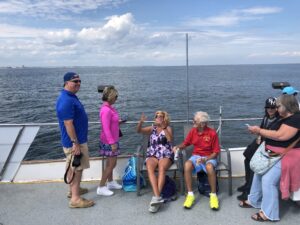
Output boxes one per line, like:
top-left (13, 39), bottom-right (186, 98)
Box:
top-left (237, 97), bottom-right (280, 201)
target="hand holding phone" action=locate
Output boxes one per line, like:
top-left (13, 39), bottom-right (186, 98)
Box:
top-left (121, 114), bottom-right (128, 122)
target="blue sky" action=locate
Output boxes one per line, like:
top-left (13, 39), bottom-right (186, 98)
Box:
top-left (0, 0), bottom-right (299, 67)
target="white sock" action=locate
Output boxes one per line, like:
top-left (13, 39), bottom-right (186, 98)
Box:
top-left (188, 192), bottom-right (194, 196)
top-left (210, 192), bottom-right (217, 196)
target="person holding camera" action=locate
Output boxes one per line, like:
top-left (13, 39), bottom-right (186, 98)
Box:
top-left (98, 86), bottom-right (123, 196)
top-left (56, 72), bottom-right (94, 208)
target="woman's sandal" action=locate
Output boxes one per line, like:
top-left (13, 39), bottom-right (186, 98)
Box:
top-left (251, 212), bottom-right (270, 222)
top-left (239, 200), bottom-right (253, 208)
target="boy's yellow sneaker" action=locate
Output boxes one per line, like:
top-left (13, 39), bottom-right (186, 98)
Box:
top-left (183, 194), bottom-right (195, 209)
top-left (210, 193), bottom-right (219, 210)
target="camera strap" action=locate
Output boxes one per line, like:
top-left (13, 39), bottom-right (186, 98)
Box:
top-left (64, 155), bottom-right (76, 184)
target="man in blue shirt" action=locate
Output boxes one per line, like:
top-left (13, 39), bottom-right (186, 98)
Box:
top-left (56, 72), bottom-right (94, 208)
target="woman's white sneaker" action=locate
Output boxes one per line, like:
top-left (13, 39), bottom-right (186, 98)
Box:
top-left (97, 186), bottom-right (114, 196)
top-left (150, 196), bottom-right (164, 206)
top-left (107, 180), bottom-right (122, 190)
top-left (148, 204), bottom-right (160, 213)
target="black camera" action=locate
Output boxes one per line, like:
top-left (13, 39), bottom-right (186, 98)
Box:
top-left (97, 85), bottom-right (114, 93)
top-left (272, 82), bottom-right (290, 90)
top-left (72, 153), bottom-right (82, 167)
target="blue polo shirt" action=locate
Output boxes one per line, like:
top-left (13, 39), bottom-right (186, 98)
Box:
top-left (56, 89), bottom-right (88, 147)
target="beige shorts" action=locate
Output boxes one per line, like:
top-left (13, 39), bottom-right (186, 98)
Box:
top-left (63, 143), bottom-right (90, 171)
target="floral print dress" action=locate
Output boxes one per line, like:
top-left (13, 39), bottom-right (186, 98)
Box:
top-left (146, 126), bottom-right (173, 162)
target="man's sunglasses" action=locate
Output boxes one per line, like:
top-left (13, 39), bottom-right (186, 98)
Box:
top-left (70, 80), bottom-right (81, 83)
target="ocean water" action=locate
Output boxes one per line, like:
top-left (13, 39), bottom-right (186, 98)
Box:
top-left (1, 64), bottom-right (300, 160)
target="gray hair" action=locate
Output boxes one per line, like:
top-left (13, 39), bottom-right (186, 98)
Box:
top-left (194, 111), bottom-right (210, 124)
top-left (276, 95), bottom-right (300, 114)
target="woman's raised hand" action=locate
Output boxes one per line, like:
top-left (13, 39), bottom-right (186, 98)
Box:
top-left (140, 113), bottom-right (147, 123)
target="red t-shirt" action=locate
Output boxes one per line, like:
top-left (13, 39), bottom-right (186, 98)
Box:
top-left (183, 126), bottom-right (220, 156)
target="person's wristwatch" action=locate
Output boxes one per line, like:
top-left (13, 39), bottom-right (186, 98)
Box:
top-left (71, 139), bottom-right (79, 145)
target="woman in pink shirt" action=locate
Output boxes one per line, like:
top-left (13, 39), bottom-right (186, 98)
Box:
top-left (97, 86), bottom-right (123, 196)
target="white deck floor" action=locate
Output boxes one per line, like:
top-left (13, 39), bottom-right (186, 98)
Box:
top-left (0, 178), bottom-right (299, 225)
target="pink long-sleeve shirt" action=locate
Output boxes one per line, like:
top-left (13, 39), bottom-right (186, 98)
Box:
top-left (99, 102), bottom-right (119, 145)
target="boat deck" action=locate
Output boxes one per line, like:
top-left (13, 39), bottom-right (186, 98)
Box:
top-left (0, 178), bottom-right (299, 225)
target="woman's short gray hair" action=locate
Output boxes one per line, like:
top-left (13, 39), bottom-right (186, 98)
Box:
top-left (194, 111), bottom-right (210, 124)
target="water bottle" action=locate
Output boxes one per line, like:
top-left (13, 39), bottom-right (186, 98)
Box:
top-left (174, 147), bottom-right (179, 161)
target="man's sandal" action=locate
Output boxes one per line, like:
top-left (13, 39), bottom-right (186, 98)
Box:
top-left (69, 198), bottom-right (94, 208)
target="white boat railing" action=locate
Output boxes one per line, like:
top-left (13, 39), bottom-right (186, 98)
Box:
top-left (0, 115), bottom-right (263, 181)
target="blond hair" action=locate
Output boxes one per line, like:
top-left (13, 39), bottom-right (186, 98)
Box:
top-left (154, 111), bottom-right (170, 126)
top-left (102, 86), bottom-right (118, 103)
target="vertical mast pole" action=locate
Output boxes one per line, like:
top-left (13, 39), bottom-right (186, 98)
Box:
top-left (186, 33), bottom-right (189, 124)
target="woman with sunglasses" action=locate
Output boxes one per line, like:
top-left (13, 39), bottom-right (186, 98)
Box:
top-left (97, 86), bottom-right (123, 196)
top-left (137, 111), bottom-right (173, 213)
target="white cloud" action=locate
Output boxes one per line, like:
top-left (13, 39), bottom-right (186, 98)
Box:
top-left (198, 30), bottom-right (239, 38)
top-left (0, 12), bottom-right (153, 66)
top-left (185, 6), bottom-right (282, 27)
top-left (240, 7), bottom-right (282, 15)
top-left (0, 1), bottom-right (25, 13)
top-left (0, 0), bottom-right (128, 19)
top-left (272, 51), bottom-right (300, 57)
top-left (78, 13), bottom-right (137, 41)
top-left (249, 51), bottom-right (300, 58)
top-left (0, 23), bottom-right (45, 38)
top-left (0, 3), bottom-right (297, 67)
top-left (48, 29), bottom-right (74, 40)
top-left (46, 29), bottom-right (77, 46)
top-left (186, 15), bottom-right (240, 27)
top-left (228, 36), bottom-right (267, 45)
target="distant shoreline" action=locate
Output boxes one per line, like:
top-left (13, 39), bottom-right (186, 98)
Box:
top-left (1, 62), bottom-right (300, 69)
